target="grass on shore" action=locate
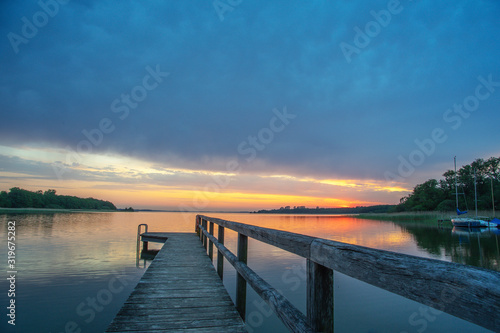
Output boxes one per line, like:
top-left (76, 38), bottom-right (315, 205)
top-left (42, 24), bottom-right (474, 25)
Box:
top-left (0, 207), bottom-right (117, 214)
top-left (358, 210), bottom-right (499, 225)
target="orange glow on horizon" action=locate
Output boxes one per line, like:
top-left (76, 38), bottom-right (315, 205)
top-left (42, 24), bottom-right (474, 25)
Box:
top-left (0, 181), bottom-right (382, 211)
top-left (89, 187), bottom-right (375, 210)
top-left (0, 176), bottom-right (397, 211)
top-left (0, 145), bottom-right (408, 211)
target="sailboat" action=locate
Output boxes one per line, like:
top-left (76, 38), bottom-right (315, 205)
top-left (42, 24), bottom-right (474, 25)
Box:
top-left (451, 214), bottom-right (491, 228)
top-left (451, 157), bottom-right (491, 228)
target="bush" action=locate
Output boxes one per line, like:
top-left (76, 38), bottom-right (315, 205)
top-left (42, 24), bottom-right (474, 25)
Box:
top-left (435, 199), bottom-right (455, 212)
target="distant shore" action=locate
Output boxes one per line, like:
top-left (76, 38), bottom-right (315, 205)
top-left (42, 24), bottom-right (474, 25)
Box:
top-left (253, 205), bottom-right (395, 215)
top-left (359, 211), bottom-right (448, 220)
top-left (0, 207), bottom-right (118, 214)
top-left (358, 211), bottom-right (499, 227)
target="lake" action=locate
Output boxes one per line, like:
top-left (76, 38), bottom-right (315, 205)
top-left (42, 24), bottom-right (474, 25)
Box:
top-left (1, 212), bottom-right (498, 332)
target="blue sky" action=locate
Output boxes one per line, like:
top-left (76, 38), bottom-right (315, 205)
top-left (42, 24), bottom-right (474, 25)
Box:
top-left (0, 0), bottom-right (499, 210)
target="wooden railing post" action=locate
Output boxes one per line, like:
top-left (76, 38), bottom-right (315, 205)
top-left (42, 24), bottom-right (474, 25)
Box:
top-left (307, 259), bottom-right (334, 332)
top-left (209, 222), bottom-right (214, 260)
top-left (202, 219), bottom-right (208, 250)
top-left (217, 226), bottom-right (225, 280)
top-left (236, 233), bottom-right (248, 320)
top-left (195, 215), bottom-right (200, 237)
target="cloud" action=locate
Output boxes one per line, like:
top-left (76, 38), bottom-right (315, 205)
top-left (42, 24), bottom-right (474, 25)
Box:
top-left (0, 147), bottom-right (407, 210)
top-left (1, 0), bottom-right (499, 193)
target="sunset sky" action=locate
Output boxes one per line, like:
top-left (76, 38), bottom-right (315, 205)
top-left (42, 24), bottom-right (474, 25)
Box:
top-left (1, 1), bottom-right (499, 211)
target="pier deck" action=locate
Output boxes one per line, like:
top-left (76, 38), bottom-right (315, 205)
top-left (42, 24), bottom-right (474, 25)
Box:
top-left (106, 232), bottom-right (247, 333)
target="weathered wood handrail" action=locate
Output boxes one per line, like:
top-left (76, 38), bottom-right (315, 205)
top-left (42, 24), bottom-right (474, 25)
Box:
top-left (201, 228), bottom-right (312, 332)
top-left (196, 215), bottom-right (500, 332)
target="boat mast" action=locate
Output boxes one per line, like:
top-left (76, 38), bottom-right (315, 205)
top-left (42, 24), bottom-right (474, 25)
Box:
top-left (491, 177), bottom-right (495, 216)
top-left (474, 168), bottom-right (478, 217)
top-left (454, 156), bottom-right (459, 211)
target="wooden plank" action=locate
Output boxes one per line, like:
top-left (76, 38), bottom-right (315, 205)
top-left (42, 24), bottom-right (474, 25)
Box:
top-left (113, 306), bottom-right (241, 320)
top-left (140, 232), bottom-right (170, 243)
top-left (106, 233), bottom-right (246, 332)
top-left (116, 305), bottom-right (239, 317)
top-left (109, 326), bottom-right (246, 333)
top-left (124, 296), bottom-right (235, 309)
top-left (107, 318), bottom-right (247, 332)
top-left (135, 277), bottom-right (222, 286)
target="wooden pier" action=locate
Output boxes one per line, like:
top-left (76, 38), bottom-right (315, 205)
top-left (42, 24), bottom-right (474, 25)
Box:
top-left (106, 232), bottom-right (247, 332)
top-left (107, 216), bottom-right (500, 333)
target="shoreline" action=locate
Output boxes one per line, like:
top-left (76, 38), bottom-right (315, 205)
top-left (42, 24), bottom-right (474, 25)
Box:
top-left (0, 208), bottom-right (117, 214)
top-left (357, 211), bottom-right (499, 227)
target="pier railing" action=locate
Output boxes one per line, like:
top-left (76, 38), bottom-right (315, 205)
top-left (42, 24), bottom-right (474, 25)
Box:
top-left (195, 215), bottom-right (500, 332)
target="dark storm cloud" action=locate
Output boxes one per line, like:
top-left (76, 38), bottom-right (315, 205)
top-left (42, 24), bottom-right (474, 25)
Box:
top-left (1, 0), bottom-right (500, 184)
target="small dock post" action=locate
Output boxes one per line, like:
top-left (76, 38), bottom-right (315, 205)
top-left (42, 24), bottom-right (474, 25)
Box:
top-left (137, 224), bottom-right (148, 252)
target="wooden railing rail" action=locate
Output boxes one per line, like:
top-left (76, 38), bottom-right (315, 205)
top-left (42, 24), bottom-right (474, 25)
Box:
top-left (202, 227), bottom-right (312, 332)
top-left (196, 215), bottom-right (500, 333)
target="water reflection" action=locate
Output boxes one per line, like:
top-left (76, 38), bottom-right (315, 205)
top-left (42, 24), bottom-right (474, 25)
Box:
top-left (395, 222), bottom-right (500, 271)
top-left (0, 212), bottom-right (496, 333)
top-left (136, 249), bottom-right (160, 268)
top-left (207, 214), bottom-right (496, 332)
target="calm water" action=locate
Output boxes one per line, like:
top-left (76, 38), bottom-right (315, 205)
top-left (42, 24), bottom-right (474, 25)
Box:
top-left (0, 212), bottom-right (498, 333)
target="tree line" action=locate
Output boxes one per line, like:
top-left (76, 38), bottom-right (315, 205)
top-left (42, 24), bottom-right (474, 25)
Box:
top-left (0, 187), bottom-right (117, 210)
top-left (255, 205), bottom-right (395, 214)
top-left (396, 157), bottom-right (499, 212)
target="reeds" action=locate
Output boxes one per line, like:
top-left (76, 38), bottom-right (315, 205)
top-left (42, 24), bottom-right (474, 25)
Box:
top-left (357, 210), bottom-right (499, 224)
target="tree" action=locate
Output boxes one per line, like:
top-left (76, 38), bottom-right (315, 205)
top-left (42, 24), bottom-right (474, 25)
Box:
top-left (8, 187), bottom-right (33, 208)
top-left (0, 191), bottom-right (11, 208)
top-left (0, 188), bottom-right (117, 210)
top-left (402, 179), bottom-right (444, 211)
top-left (396, 156), bottom-right (500, 212)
